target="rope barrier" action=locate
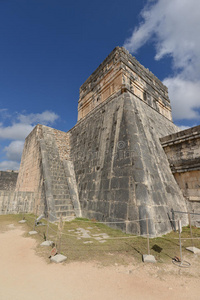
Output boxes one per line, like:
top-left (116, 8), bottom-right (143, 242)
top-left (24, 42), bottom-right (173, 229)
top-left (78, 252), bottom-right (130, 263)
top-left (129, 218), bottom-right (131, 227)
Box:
top-left (47, 211), bottom-right (180, 225)
top-left (17, 211), bottom-right (200, 245)
top-left (18, 213), bottom-right (189, 241)
top-left (174, 237), bottom-right (200, 240)
top-left (15, 212), bottom-right (200, 268)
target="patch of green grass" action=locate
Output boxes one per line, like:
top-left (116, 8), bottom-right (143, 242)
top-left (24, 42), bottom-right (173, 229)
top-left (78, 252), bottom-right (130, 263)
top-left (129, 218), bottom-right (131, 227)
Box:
top-left (1, 214), bottom-right (200, 267)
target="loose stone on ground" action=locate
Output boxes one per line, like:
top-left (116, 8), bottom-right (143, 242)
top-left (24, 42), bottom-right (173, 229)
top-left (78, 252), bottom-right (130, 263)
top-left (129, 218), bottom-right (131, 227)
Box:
top-left (186, 246), bottom-right (200, 254)
top-left (29, 231), bottom-right (38, 235)
top-left (142, 254), bottom-right (156, 263)
top-left (50, 254), bottom-right (67, 263)
top-left (40, 240), bottom-right (54, 246)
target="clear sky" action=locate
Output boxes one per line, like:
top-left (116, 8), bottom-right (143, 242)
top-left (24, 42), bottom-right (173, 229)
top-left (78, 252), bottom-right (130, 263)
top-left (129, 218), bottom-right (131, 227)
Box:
top-left (0, 0), bottom-right (200, 170)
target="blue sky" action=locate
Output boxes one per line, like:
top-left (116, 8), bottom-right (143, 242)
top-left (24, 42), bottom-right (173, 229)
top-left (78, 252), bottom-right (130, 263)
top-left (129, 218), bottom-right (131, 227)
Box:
top-left (0, 0), bottom-right (200, 170)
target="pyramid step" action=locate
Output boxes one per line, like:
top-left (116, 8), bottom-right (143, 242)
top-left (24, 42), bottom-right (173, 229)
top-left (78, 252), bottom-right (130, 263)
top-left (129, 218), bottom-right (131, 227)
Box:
top-left (52, 191), bottom-right (69, 196)
top-left (55, 204), bottom-right (74, 211)
top-left (54, 199), bottom-right (72, 205)
top-left (51, 172), bottom-right (65, 176)
top-left (51, 179), bottom-right (67, 183)
top-left (53, 195), bottom-right (71, 200)
top-left (56, 211), bottom-right (75, 218)
top-left (52, 184), bottom-right (69, 189)
top-left (53, 192), bottom-right (70, 196)
top-left (52, 191), bottom-right (70, 196)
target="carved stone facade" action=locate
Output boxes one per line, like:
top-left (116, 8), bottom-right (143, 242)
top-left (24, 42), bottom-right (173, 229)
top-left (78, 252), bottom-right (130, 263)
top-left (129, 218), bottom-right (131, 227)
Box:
top-left (78, 47), bottom-right (172, 121)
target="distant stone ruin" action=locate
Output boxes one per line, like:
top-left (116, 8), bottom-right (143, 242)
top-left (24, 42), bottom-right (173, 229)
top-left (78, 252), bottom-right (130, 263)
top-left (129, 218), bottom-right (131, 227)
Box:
top-left (1, 47), bottom-right (200, 236)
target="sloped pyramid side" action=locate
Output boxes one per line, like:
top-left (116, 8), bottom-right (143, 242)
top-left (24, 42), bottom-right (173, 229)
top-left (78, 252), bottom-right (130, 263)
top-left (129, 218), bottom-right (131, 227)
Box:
top-left (15, 124), bottom-right (81, 221)
top-left (69, 91), bottom-right (187, 236)
top-left (124, 92), bottom-right (188, 235)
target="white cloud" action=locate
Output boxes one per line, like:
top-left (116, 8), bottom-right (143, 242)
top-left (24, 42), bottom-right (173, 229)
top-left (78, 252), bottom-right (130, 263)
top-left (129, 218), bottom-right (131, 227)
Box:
top-left (0, 123), bottom-right (33, 140)
top-left (0, 109), bottom-right (60, 170)
top-left (4, 141), bottom-right (24, 162)
top-left (0, 160), bottom-right (20, 171)
top-left (163, 77), bottom-right (200, 120)
top-left (0, 110), bottom-right (59, 140)
top-left (123, 0), bottom-right (200, 121)
top-left (17, 111), bottom-right (59, 125)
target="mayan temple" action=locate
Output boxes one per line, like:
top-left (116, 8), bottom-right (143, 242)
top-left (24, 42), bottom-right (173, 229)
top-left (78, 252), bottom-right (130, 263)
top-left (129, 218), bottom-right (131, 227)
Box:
top-left (1, 47), bottom-right (200, 237)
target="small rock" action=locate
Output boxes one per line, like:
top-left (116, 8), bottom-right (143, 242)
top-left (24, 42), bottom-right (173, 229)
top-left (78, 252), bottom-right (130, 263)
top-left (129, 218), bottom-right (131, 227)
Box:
top-left (83, 241), bottom-right (93, 244)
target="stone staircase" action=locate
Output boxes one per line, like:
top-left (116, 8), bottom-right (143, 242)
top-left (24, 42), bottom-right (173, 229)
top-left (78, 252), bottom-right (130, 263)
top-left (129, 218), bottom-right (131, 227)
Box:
top-left (42, 127), bottom-right (75, 220)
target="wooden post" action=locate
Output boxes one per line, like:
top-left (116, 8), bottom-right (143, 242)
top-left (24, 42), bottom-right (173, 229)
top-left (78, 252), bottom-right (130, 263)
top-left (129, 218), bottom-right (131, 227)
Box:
top-left (57, 215), bottom-right (64, 254)
top-left (22, 198), bottom-right (27, 220)
top-left (33, 205), bottom-right (38, 231)
top-left (45, 211), bottom-right (50, 241)
top-left (178, 219), bottom-right (182, 264)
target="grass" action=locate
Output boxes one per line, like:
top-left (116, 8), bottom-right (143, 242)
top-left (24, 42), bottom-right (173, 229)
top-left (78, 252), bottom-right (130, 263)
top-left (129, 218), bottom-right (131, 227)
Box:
top-left (0, 214), bottom-right (200, 266)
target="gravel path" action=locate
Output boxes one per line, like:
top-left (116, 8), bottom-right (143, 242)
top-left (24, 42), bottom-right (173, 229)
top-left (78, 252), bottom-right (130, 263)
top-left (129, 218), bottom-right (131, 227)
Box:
top-left (0, 226), bottom-right (199, 300)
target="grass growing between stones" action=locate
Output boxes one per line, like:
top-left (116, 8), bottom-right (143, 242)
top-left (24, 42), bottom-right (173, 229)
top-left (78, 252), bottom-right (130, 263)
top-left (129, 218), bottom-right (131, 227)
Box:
top-left (0, 214), bottom-right (200, 266)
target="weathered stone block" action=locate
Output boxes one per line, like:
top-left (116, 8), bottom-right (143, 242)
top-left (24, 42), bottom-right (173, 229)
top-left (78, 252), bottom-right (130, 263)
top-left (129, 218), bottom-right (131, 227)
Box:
top-left (110, 202), bottom-right (128, 219)
top-left (135, 183), bottom-right (149, 203)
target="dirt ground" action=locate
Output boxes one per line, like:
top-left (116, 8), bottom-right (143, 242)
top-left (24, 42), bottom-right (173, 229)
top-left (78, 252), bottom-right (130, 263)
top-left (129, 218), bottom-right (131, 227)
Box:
top-left (0, 224), bottom-right (200, 300)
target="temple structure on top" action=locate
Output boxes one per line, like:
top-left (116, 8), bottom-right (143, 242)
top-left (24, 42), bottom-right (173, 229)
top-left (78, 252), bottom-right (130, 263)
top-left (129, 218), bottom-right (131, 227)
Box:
top-left (78, 47), bottom-right (172, 121)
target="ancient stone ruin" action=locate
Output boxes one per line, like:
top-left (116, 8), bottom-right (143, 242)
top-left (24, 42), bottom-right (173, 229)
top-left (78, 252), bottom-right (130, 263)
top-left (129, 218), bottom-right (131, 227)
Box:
top-left (1, 47), bottom-right (200, 236)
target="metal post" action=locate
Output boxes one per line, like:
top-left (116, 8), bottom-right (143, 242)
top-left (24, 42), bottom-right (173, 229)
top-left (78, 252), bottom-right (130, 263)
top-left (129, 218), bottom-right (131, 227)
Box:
top-left (146, 215), bottom-right (150, 255)
top-left (188, 212), bottom-right (194, 247)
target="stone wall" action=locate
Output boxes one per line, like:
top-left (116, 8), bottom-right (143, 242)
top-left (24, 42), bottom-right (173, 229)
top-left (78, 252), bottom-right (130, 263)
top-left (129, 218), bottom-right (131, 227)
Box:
top-left (54, 129), bottom-right (71, 161)
top-left (0, 171), bottom-right (35, 215)
top-left (0, 171), bottom-right (18, 191)
top-left (15, 125), bottom-right (44, 211)
top-left (160, 125), bottom-right (200, 174)
top-left (160, 125), bottom-right (200, 224)
top-left (0, 171), bottom-right (18, 214)
top-left (70, 90), bottom-right (187, 236)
